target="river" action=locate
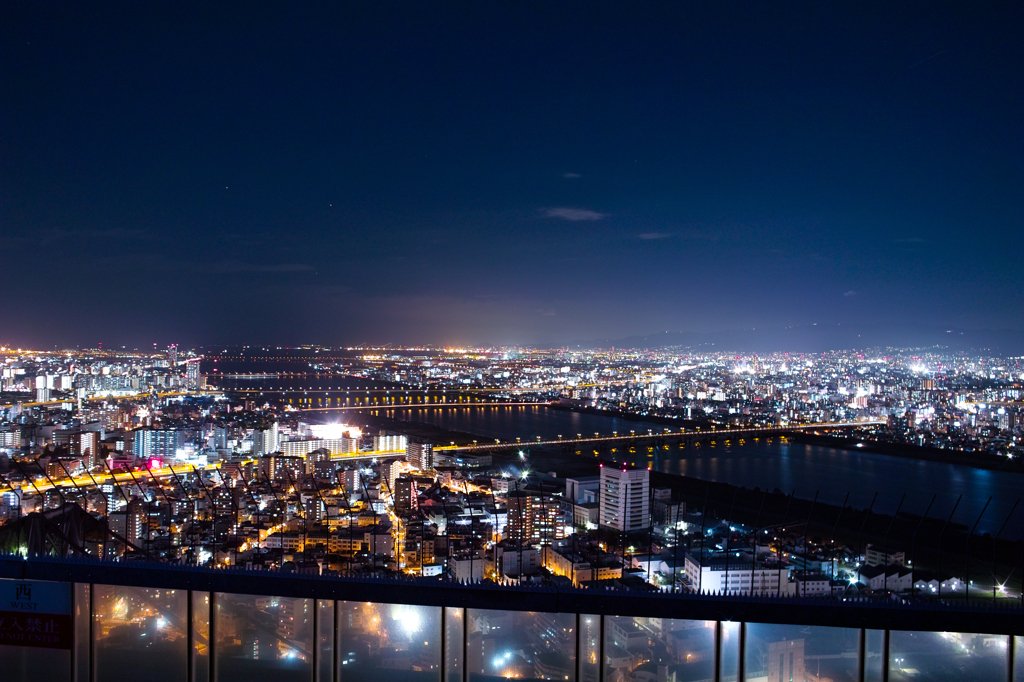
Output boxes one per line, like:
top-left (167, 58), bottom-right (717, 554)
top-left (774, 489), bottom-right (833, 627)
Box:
top-left (360, 404), bottom-right (1023, 534)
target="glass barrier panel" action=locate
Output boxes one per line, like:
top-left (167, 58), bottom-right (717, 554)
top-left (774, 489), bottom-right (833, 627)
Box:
top-left (0, 642), bottom-right (70, 682)
top-left (191, 591), bottom-right (210, 682)
top-left (603, 615), bottom-right (715, 682)
top-left (445, 607), bottom-right (465, 682)
top-left (890, 631), bottom-right (1009, 682)
top-left (75, 582), bottom-right (90, 682)
top-left (467, 608), bottom-right (576, 682)
top-left (863, 629), bottom-right (884, 682)
top-left (578, 615), bottom-right (600, 682)
top-left (316, 600), bottom-right (333, 682)
top-left (743, 623), bottom-right (859, 682)
top-left (337, 601), bottom-right (441, 682)
top-left (92, 584), bottom-right (187, 682)
top-left (720, 621), bottom-right (740, 682)
top-left (214, 593), bottom-right (313, 682)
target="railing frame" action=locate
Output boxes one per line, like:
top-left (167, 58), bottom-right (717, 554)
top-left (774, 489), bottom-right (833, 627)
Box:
top-left (3, 554), bottom-right (1021, 682)
top-left (46, 594), bottom-right (1024, 682)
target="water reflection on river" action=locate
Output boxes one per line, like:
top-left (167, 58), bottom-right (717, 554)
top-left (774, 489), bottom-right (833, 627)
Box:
top-left (363, 404), bottom-right (1023, 533)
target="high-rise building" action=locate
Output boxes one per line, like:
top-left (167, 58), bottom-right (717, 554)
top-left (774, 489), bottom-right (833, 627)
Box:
top-left (505, 489), bottom-right (563, 546)
top-left (381, 459), bottom-right (406, 494)
top-left (110, 498), bottom-right (146, 546)
top-left (393, 476), bottom-right (419, 517)
top-left (599, 463), bottom-right (649, 533)
top-left (185, 358), bottom-right (202, 390)
top-left (330, 436), bottom-right (359, 454)
top-left (305, 447), bottom-right (332, 475)
top-left (70, 431), bottom-right (99, 470)
top-left (213, 426), bottom-right (229, 450)
top-left (406, 442), bottom-right (433, 471)
top-left (0, 428), bottom-right (21, 450)
top-left (252, 423), bottom-right (280, 455)
top-left (281, 436), bottom-right (356, 458)
top-left (341, 468), bottom-right (361, 495)
top-left (373, 434), bottom-right (408, 452)
top-left (258, 454), bottom-right (304, 481)
top-left (133, 429), bottom-right (181, 461)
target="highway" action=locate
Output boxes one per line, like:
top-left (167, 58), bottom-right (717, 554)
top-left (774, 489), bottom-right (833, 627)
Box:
top-left (12, 390), bottom-right (219, 409)
top-left (0, 450), bottom-right (407, 495)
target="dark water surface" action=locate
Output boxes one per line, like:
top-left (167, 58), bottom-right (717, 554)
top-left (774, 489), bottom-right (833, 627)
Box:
top-left (364, 404), bottom-right (1024, 534)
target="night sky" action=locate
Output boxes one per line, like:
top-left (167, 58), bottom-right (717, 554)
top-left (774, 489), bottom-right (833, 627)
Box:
top-left (3, 3), bottom-right (1022, 349)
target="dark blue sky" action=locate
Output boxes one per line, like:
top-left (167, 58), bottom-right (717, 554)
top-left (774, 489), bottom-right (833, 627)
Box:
top-left (3, 3), bottom-right (1022, 349)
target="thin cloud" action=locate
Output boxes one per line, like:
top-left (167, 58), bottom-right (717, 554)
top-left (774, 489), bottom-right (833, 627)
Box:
top-left (204, 260), bottom-right (315, 274)
top-left (543, 207), bottom-right (606, 221)
top-left (843, 290), bottom-right (857, 297)
top-left (638, 232), bottom-right (672, 240)
top-left (562, 172), bottom-right (581, 178)
top-left (32, 227), bottom-right (154, 244)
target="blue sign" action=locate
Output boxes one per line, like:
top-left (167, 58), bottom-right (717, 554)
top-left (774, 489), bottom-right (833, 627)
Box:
top-left (0, 579), bottom-right (72, 649)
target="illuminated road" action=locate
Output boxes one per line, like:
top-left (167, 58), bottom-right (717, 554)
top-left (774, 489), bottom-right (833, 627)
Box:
top-left (436, 421), bottom-right (887, 452)
top-left (13, 390), bottom-right (221, 408)
top-left (0, 450), bottom-right (406, 495)
top-left (1, 462), bottom-right (226, 495)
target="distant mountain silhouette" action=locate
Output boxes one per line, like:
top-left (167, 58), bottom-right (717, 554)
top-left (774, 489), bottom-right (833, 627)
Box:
top-left (572, 324), bottom-right (1024, 354)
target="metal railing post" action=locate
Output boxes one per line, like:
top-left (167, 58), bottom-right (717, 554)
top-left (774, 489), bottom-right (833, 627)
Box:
top-left (209, 591), bottom-right (217, 682)
top-left (333, 600), bottom-right (340, 682)
top-left (312, 599), bottom-right (318, 682)
top-left (857, 629), bottom-right (866, 682)
top-left (737, 622), bottom-right (746, 682)
top-left (70, 581), bottom-right (78, 682)
top-left (881, 629), bottom-right (890, 682)
top-left (89, 582), bottom-right (95, 682)
top-left (714, 621), bottom-right (722, 682)
top-left (575, 612), bottom-right (581, 682)
top-left (1007, 634), bottom-right (1015, 682)
top-left (187, 589), bottom-right (194, 682)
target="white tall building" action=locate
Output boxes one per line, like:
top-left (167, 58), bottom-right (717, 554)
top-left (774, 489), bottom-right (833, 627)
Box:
top-left (598, 464), bottom-right (649, 532)
top-left (280, 436), bottom-right (356, 457)
top-left (373, 434), bottom-right (408, 452)
top-left (252, 422), bottom-right (280, 455)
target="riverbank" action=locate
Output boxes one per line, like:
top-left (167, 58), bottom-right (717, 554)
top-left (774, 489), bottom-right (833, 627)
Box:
top-left (552, 403), bottom-right (1024, 475)
top-left (789, 432), bottom-right (1024, 474)
top-left (522, 445), bottom-right (1023, 595)
top-left (547, 403), bottom-right (703, 430)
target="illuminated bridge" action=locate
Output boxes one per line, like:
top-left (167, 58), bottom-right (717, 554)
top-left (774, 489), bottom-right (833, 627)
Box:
top-left (0, 554), bottom-right (1019, 682)
top-left (438, 421), bottom-right (887, 453)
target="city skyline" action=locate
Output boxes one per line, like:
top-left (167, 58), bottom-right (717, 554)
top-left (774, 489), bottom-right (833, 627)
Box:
top-left (1, 329), bottom-right (1022, 681)
top-left (3, 3), bottom-right (1022, 348)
